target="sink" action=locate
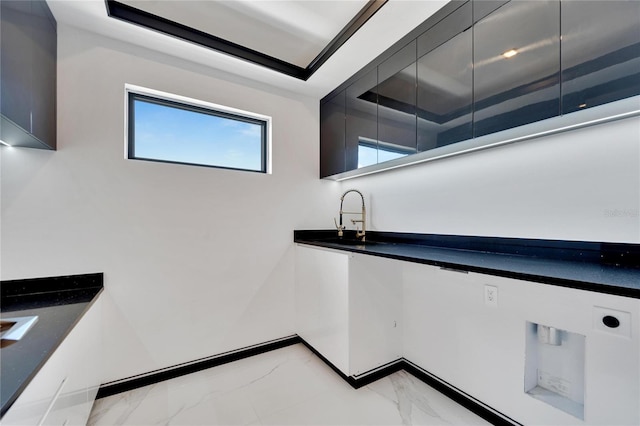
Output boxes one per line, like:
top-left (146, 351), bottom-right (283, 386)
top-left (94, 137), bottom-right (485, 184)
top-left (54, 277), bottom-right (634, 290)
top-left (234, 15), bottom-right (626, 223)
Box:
top-left (319, 238), bottom-right (383, 247)
top-left (1, 316), bottom-right (38, 344)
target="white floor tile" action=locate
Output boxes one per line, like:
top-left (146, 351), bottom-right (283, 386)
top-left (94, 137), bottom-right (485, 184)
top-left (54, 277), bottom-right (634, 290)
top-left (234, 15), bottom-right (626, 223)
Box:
top-left (89, 344), bottom-right (491, 426)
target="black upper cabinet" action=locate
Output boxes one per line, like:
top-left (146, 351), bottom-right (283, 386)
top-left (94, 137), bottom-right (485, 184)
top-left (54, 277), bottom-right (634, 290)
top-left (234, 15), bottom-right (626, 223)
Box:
top-left (377, 41), bottom-right (417, 163)
top-left (417, 2), bottom-right (472, 151)
top-left (561, 0), bottom-right (640, 114)
top-left (472, 0), bottom-right (509, 23)
top-left (320, 91), bottom-right (346, 177)
top-left (1, 1), bottom-right (33, 133)
top-left (0, 0), bottom-right (56, 150)
top-left (346, 67), bottom-right (378, 170)
top-left (30, 0), bottom-right (57, 148)
top-left (319, 0), bottom-right (638, 178)
top-left (473, 0), bottom-right (560, 138)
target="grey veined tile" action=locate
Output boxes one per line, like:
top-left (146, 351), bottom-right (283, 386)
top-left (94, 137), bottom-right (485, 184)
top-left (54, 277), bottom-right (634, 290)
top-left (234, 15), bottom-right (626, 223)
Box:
top-left (89, 344), bottom-right (490, 426)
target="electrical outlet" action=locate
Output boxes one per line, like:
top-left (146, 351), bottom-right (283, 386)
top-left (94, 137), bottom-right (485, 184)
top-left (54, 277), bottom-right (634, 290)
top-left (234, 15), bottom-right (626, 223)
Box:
top-left (484, 285), bottom-right (498, 307)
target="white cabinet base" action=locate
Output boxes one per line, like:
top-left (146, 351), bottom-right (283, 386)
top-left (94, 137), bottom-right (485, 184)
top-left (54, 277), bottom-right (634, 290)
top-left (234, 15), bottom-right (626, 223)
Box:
top-left (295, 245), bottom-right (402, 378)
top-left (296, 244), bottom-right (639, 425)
top-left (349, 253), bottom-right (402, 376)
top-left (1, 298), bottom-right (102, 426)
top-left (295, 245), bottom-right (350, 375)
top-left (403, 264), bottom-right (640, 425)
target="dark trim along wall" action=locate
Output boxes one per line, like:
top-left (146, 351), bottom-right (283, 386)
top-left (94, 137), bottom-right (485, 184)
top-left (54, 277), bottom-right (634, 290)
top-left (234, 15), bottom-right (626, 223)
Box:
top-left (104, 0), bottom-right (388, 81)
top-left (96, 335), bottom-right (521, 426)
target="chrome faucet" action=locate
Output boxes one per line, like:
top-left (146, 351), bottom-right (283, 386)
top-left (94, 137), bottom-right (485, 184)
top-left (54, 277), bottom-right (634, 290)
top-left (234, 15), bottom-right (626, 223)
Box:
top-left (334, 189), bottom-right (366, 241)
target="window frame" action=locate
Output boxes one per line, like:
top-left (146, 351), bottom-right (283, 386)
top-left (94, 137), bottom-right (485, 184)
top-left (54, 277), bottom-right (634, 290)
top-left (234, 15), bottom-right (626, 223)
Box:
top-left (125, 84), bottom-right (272, 173)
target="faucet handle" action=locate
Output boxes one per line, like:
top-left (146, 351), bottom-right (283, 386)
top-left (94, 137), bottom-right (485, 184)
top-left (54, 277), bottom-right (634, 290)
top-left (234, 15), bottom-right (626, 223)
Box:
top-left (334, 218), bottom-right (344, 237)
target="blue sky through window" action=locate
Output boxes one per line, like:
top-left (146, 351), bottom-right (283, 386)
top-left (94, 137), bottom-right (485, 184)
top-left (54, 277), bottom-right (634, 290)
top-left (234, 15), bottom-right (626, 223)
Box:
top-left (358, 144), bottom-right (407, 168)
top-left (132, 98), bottom-right (265, 171)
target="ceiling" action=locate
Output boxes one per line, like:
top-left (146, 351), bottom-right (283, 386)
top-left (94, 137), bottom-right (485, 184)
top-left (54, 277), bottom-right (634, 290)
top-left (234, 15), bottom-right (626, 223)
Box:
top-left (117, 0), bottom-right (370, 69)
top-left (46, 0), bottom-right (449, 98)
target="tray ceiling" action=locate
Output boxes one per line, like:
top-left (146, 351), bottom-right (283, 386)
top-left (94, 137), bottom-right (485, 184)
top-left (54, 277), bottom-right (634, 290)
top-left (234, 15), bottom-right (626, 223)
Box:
top-left (108, 0), bottom-right (386, 80)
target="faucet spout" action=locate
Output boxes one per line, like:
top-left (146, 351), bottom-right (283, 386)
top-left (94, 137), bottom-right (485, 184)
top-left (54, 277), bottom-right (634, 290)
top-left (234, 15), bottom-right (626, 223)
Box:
top-left (337, 189), bottom-right (366, 240)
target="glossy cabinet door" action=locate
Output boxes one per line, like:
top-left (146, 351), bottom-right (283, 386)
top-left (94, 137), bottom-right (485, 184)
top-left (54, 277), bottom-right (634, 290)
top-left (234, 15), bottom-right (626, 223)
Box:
top-left (417, 2), bottom-right (472, 151)
top-left (0, 0), bottom-right (56, 149)
top-left (473, 0), bottom-right (560, 138)
top-left (295, 245), bottom-right (403, 378)
top-left (472, 0), bottom-right (508, 23)
top-left (42, 298), bottom-right (102, 425)
top-left (346, 68), bottom-right (378, 170)
top-left (319, 0), bottom-right (637, 179)
top-left (295, 245), bottom-right (350, 375)
top-left (349, 253), bottom-right (402, 376)
top-left (320, 91), bottom-right (346, 178)
top-left (29, 0), bottom-right (57, 149)
top-left (1, 299), bottom-right (102, 426)
top-left (561, 0), bottom-right (640, 114)
top-left (1, 1), bottom-right (33, 133)
top-left (376, 41), bottom-right (417, 163)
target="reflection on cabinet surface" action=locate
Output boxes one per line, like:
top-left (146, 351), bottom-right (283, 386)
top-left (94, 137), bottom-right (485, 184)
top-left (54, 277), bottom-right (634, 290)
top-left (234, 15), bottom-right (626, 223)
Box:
top-left (320, 91), bottom-right (346, 177)
top-left (0, 0), bottom-right (56, 149)
top-left (377, 41), bottom-right (417, 163)
top-left (560, 0), bottom-right (640, 114)
top-left (346, 68), bottom-right (378, 170)
top-left (29, 1), bottom-right (56, 148)
top-left (472, 0), bottom-right (508, 23)
top-left (318, 0), bottom-right (640, 179)
top-left (1, 1), bottom-right (32, 133)
top-left (473, 0), bottom-right (560, 137)
top-left (417, 2), bottom-right (472, 151)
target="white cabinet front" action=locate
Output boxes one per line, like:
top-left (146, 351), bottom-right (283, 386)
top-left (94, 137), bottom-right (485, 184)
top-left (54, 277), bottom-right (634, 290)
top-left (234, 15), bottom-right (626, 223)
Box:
top-left (295, 245), bottom-right (350, 375)
top-left (1, 298), bottom-right (103, 426)
top-left (403, 263), bottom-right (640, 425)
top-left (295, 245), bottom-right (402, 377)
top-left (348, 253), bottom-right (402, 376)
top-left (296, 244), bottom-right (639, 425)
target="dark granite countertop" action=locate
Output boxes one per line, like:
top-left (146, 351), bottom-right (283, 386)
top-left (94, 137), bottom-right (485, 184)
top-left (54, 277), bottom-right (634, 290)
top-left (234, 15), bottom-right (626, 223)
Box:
top-left (0, 273), bottom-right (103, 418)
top-left (294, 230), bottom-right (640, 299)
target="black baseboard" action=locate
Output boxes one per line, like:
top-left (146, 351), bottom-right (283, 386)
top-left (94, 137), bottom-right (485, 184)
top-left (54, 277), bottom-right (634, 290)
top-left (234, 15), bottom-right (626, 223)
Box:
top-left (96, 335), bottom-right (301, 399)
top-left (96, 335), bottom-right (519, 426)
top-left (403, 361), bottom-right (521, 426)
top-left (300, 336), bottom-right (519, 426)
top-left (298, 338), bottom-right (404, 389)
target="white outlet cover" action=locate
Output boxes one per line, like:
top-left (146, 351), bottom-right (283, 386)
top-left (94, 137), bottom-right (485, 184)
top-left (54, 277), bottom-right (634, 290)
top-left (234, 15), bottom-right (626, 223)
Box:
top-left (484, 285), bottom-right (498, 307)
top-left (593, 306), bottom-right (631, 338)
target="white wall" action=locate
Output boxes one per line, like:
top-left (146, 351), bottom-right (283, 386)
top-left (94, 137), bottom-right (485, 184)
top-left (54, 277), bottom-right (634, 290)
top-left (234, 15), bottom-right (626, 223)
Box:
top-left (0, 25), bottom-right (339, 382)
top-left (346, 115), bottom-right (640, 243)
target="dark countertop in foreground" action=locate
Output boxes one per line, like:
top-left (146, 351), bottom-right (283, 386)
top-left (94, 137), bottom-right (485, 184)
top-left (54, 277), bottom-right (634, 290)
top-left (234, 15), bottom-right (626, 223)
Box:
top-left (0, 273), bottom-right (103, 418)
top-left (294, 230), bottom-right (640, 299)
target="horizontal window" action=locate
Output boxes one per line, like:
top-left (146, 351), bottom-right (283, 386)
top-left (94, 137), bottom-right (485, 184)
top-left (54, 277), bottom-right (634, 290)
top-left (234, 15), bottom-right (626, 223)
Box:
top-left (126, 86), bottom-right (270, 173)
top-left (357, 137), bottom-right (412, 168)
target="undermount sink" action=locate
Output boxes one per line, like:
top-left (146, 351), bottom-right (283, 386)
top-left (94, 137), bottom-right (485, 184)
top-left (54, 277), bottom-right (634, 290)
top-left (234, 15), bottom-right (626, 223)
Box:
top-left (1, 316), bottom-right (38, 345)
top-left (320, 238), bottom-right (383, 247)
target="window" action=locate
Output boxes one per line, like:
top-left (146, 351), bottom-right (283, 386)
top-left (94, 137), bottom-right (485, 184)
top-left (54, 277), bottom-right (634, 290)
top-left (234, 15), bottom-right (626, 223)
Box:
top-left (357, 137), bottom-right (413, 168)
top-left (126, 86), bottom-right (270, 173)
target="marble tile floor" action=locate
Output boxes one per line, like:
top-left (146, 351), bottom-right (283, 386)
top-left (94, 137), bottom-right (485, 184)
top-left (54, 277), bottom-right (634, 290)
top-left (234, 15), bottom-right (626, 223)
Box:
top-left (89, 344), bottom-right (492, 426)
